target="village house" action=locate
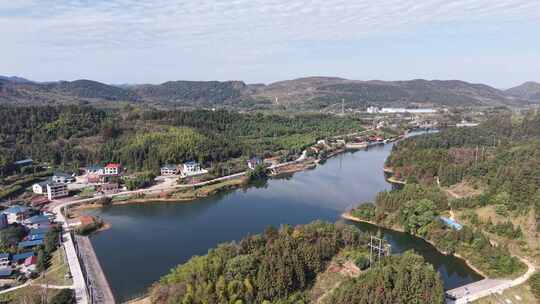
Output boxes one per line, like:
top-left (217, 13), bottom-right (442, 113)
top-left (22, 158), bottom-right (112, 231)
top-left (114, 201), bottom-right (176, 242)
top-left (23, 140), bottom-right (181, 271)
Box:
top-left (18, 239), bottom-right (44, 249)
top-left (52, 171), bottom-right (75, 184)
top-left (30, 196), bottom-right (50, 208)
top-left (247, 157), bottom-right (262, 170)
top-left (85, 165), bottom-right (104, 175)
top-left (160, 164), bottom-right (179, 176)
top-left (11, 252), bottom-right (35, 265)
top-left (180, 161), bottom-right (207, 178)
top-left (46, 183), bottom-right (68, 200)
top-left (2, 205), bottom-right (29, 224)
top-left (23, 255), bottom-right (37, 272)
top-left (104, 163), bottom-right (122, 175)
top-left (32, 181), bottom-right (49, 195)
top-left (23, 215), bottom-right (51, 229)
top-left (100, 183), bottom-right (119, 193)
top-left (0, 267), bottom-right (12, 278)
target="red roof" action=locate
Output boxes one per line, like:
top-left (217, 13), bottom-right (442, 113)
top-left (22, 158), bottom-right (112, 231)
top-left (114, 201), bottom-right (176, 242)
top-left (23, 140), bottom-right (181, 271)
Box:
top-left (30, 196), bottom-right (50, 207)
top-left (105, 163), bottom-right (121, 168)
top-left (24, 256), bottom-right (37, 266)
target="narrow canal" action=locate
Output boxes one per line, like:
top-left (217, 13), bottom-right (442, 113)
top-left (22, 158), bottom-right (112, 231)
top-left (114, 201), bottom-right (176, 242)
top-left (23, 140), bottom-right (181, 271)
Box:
top-left (87, 140), bottom-right (482, 301)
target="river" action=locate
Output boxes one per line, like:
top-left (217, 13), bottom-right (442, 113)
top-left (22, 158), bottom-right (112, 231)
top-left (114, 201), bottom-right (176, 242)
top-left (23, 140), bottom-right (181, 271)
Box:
top-left (86, 140), bottom-right (482, 301)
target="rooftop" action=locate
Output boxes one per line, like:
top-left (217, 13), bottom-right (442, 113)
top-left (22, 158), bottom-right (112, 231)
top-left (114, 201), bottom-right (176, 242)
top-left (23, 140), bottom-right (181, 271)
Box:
top-left (53, 171), bottom-right (73, 178)
top-left (0, 267), bottom-right (12, 277)
top-left (3, 205), bottom-right (28, 214)
top-left (161, 164), bottom-right (177, 170)
top-left (87, 164), bottom-right (103, 170)
top-left (105, 163), bottom-right (121, 168)
top-left (12, 252), bottom-right (35, 262)
top-left (18, 239), bottom-right (44, 249)
top-left (30, 227), bottom-right (51, 235)
top-left (25, 215), bottom-right (51, 224)
top-left (13, 159), bottom-right (33, 166)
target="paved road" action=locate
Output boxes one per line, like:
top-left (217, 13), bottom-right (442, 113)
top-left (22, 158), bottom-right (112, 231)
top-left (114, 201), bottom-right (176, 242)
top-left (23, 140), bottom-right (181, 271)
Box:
top-left (446, 257), bottom-right (536, 304)
top-left (52, 204), bottom-right (90, 304)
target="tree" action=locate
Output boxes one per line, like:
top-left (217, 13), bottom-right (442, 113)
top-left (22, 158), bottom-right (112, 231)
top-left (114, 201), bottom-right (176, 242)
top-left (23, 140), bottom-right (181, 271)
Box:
top-left (37, 248), bottom-right (49, 272)
top-left (50, 288), bottom-right (76, 304)
top-left (399, 199), bottom-right (437, 235)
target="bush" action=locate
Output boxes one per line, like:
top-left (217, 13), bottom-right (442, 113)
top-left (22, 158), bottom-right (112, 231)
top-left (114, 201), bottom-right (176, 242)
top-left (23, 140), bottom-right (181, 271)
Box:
top-left (530, 273), bottom-right (540, 300)
top-left (50, 288), bottom-right (75, 304)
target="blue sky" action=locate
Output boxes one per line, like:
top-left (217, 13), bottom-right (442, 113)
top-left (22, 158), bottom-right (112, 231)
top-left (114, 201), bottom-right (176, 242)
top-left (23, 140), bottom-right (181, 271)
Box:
top-left (0, 0), bottom-right (539, 88)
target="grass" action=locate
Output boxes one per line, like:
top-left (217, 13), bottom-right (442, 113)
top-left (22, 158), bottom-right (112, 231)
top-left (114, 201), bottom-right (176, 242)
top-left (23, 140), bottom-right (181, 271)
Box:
top-left (0, 286), bottom-right (69, 303)
top-left (474, 281), bottom-right (537, 304)
top-left (172, 177), bottom-right (246, 199)
top-left (34, 249), bottom-right (73, 286)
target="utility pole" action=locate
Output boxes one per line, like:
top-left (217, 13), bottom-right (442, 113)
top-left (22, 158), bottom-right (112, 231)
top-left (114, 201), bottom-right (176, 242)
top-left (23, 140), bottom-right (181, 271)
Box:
top-left (368, 235), bottom-right (390, 266)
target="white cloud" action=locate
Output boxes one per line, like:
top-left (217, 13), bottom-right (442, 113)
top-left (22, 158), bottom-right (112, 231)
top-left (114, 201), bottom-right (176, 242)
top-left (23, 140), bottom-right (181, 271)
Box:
top-left (0, 0), bottom-right (539, 85)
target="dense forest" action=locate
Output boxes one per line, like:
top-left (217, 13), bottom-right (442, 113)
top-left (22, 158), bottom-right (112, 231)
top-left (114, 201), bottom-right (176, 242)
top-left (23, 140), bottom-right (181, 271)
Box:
top-left (352, 184), bottom-right (525, 277)
top-left (0, 105), bottom-right (363, 174)
top-left (349, 112), bottom-right (540, 278)
top-left (149, 221), bottom-right (444, 304)
top-left (385, 111), bottom-right (540, 228)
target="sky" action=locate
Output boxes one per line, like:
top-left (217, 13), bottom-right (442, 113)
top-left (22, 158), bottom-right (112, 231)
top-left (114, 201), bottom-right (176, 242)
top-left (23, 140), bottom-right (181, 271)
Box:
top-left (0, 0), bottom-right (539, 88)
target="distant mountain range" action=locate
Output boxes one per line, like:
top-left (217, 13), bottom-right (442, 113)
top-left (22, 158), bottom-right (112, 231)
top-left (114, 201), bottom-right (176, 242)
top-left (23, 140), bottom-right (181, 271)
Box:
top-left (0, 75), bottom-right (537, 109)
top-left (505, 81), bottom-right (540, 101)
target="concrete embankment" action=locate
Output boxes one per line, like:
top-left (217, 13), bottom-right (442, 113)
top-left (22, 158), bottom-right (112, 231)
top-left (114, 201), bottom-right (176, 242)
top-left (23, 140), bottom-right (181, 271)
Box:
top-left (75, 235), bottom-right (116, 304)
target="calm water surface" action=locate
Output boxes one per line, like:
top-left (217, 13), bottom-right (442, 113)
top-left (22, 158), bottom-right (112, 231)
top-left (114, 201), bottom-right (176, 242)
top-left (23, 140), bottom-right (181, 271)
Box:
top-left (88, 142), bottom-right (482, 301)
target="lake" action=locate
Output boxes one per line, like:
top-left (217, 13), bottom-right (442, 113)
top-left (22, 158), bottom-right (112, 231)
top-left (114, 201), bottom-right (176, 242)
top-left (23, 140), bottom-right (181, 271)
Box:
top-left (87, 141), bottom-right (482, 301)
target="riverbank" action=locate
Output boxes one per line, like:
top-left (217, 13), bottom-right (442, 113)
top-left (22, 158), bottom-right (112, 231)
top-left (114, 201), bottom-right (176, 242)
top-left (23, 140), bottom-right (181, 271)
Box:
top-left (342, 212), bottom-right (488, 279)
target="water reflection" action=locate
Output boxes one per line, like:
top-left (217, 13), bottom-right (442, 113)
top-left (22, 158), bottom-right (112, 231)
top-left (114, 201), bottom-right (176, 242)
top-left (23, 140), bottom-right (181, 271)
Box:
top-left (88, 140), bottom-right (478, 301)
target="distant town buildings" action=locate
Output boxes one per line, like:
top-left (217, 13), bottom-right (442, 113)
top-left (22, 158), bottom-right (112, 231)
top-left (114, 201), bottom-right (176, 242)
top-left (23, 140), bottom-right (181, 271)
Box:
top-left (366, 106), bottom-right (437, 114)
top-left (456, 120), bottom-right (480, 128)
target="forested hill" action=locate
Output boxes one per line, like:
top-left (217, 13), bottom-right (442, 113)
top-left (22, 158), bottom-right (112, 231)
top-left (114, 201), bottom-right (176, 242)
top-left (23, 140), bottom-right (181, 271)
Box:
top-left (0, 104), bottom-right (363, 173)
top-left (149, 221), bottom-right (445, 304)
top-left (1, 75), bottom-right (537, 109)
top-left (506, 81), bottom-right (540, 101)
top-left (385, 111), bottom-right (540, 231)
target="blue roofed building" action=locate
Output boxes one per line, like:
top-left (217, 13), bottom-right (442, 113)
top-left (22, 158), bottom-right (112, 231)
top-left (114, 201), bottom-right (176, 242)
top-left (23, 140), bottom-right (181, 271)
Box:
top-left (12, 252), bottom-right (35, 263)
top-left (0, 267), bottom-right (12, 278)
top-left (439, 216), bottom-right (463, 231)
top-left (18, 239), bottom-right (44, 249)
top-left (13, 159), bottom-right (33, 167)
top-left (30, 227), bottom-right (52, 235)
top-left (24, 215), bottom-right (51, 225)
top-left (26, 233), bottom-right (46, 241)
top-left (2, 205), bottom-right (29, 224)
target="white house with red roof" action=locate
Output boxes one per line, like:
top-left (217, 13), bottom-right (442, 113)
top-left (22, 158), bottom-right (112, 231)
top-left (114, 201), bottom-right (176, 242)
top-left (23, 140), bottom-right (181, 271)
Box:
top-left (104, 163), bottom-right (122, 175)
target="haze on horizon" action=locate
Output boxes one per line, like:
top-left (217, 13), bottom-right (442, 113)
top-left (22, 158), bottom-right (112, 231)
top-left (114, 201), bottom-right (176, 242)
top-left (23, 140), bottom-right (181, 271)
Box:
top-left (1, 0), bottom-right (539, 89)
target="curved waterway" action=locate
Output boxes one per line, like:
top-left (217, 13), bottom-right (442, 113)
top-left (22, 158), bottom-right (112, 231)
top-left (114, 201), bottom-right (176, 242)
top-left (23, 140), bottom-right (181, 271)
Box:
top-left (87, 141), bottom-right (482, 301)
